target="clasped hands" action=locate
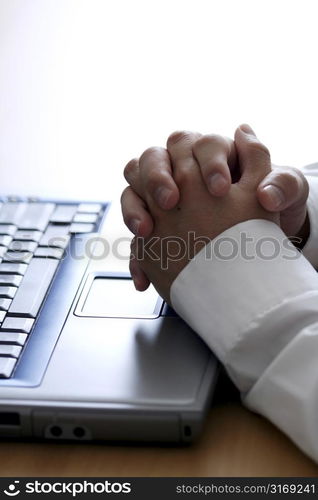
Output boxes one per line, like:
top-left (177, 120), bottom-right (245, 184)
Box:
top-left (121, 124), bottom-right (309, 303)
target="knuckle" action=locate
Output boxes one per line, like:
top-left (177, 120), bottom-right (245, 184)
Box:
top-left (146, 169), bottom-right (168, 193)
top-left (124, 158), bottom-right (139, 180)
top-left (285, 166), bottom-right (308, 186)
top-left (248, 139), bottom-right (270, 158)
top-left (173, 165), bottom-right (196, 188)
top-left (276, 171), bottom-right (300, 193)
top-left (194, 133), bottom-right (228, 152)
top-left (121, 212), bottom-right (131, 230)
top-left (120, 187), bottom-right (138, 227)
top-left (276, 168), bottom-right (309, 198)
top-left (167, 130), bottom-right (193, 148)
top-left (139, 146), bottom-right (164, 165)
top-left (121, 211), bottom-right (132, 229)
top-left (120, 186), bottom-right (130, 207)
top-left (202, 159), bottom-right (227, 176)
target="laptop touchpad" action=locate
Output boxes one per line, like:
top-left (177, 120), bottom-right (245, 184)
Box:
top-left (76, 276), bottom-right (163, 318)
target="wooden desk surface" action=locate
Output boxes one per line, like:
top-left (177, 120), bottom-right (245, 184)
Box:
top-left (1, 401), bottom-right (318, 477)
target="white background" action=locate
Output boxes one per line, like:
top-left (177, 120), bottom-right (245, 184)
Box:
top-left (0, 0), bottom-right (317, 201)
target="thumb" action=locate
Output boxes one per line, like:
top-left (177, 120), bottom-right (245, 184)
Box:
top-left (234, 124), bottom-right (272, 188)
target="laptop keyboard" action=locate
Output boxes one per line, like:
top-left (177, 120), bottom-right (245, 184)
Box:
top-left (0, 198), bottom-right (105, 379)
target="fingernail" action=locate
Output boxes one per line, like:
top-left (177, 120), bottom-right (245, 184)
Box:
top-left (154, 186), bottom-right (173, 208)
top-left (129, 218), bottom-right (140, 235)
top-left (263, 185), bottom-right (285, 208)
top-left (208, 173), bottom-right (228, 194)
top-left (240, 124), bottom-right (256, 136)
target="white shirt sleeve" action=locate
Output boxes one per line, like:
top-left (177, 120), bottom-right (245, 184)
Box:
top-left (170, 219), bottom-right (318, 462)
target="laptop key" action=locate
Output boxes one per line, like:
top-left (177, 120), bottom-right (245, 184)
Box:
top-left (0, 287), bottom-right (17, 299)
top-left (0, 357), bottom-right (16, 378)
top-left (73, 213), bottom-right (98, 224)
top-left (0, 311), bottom-right (6, 323)
top-left (0, 345), bottom-right (22, 358)
top-left (50, 205), bottom-right (78, 223)
top-left (0, 275), bottom-right (22, 287)
top-left (34, 247), bottom-right (64, 259)
top-left (9, 241), bottom-right (37, 253)
top-left (40, 225), bottom-right (70, 248)
top-left (78, 203), bottom-right (102, 213)
top-left (3, 252), bottom-right (33, 264)
top-left (14, 230), bottom-right (42, 242)
top-left (0, 235), bottom-right (13, 247)
top-left (0, 263), bottom-right (28, 275)
top-left (70, 223), bottom-right (95, 233)
top-left (0, 332), bottom-right (27, 346)
top-left (18, 203), bottom-right (55, 231)
top-left (1, 317), bottom-right (34, 333)
top-left (0, 247), bottom-right (7, 258)
top-left (0, 203), bottom-right (28, 225)
top-left (0, 225), bottom-right (16, 236)
top-left (0, 299), bottom-right (12, 310)
top-left (8, 258), bottom-right (59, 318)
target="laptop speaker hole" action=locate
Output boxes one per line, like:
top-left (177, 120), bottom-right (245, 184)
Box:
top-left (73, 426), bottom-right (86, 438)
top-left (50, 425), bottom-right (63, 437)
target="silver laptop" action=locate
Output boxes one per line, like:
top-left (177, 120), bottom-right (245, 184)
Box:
top-left (0, 197), bottom-right (219, 443)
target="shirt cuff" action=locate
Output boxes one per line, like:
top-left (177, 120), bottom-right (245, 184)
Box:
top-left (170, 219), bottom-right (318, 392)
